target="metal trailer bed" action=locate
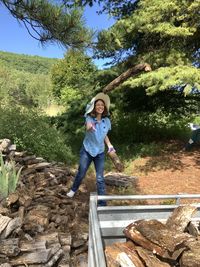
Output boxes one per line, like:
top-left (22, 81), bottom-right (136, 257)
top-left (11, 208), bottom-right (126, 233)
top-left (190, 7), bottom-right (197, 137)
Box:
top-left (88, 193), bottom-right (200, 267)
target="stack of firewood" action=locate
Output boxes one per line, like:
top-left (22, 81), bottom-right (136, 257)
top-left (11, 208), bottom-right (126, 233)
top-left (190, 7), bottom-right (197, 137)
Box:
top-left (0, 139), bottom-right (89, 266)
top-left (105, 205), bottom-right (200, 266)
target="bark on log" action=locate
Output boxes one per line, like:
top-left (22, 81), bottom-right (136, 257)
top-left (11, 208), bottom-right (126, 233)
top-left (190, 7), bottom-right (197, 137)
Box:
top-left (25, 205), bottom-right (50, 227)
top-left (124, 219), bottom-right (193, 258)
top-left (135, 246), bottom-right (171, 267)
top-left (59, 233), bottom-right (72, 246)
top-left (102, 63), bottom-right (151, 93)
top-left (36, 232), bottom-right (60, 246)
top-left (123, 221), bottom-right (165, 256)
top-left (18, 206), bottom-right (25, 222)
top-left (27, 162), bottom-right (51, 170)
top-left (107, 151), bottom-right (124, 172)
top-left (166, 205), bottom-right (197, 232)
top-left (10, 249), bottom-right (52, 265)
top-left (45, 248), bottom-right (63, 267)
top-left (6, 193), bottom-right (19, 206)
top-left (186, 221), bottom-right (199, 237)
top-left (180, 246), bottom-right (200, 267)
top-left (0, 207), bottom-right (9, 215)
top-left (19, 194), bottom-right (32, 208)
top-left (19, 240), bottom-right (46, 252)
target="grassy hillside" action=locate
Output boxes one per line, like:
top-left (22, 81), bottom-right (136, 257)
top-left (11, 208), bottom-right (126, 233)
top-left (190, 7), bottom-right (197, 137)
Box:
top-left (0, 51), bottom-right (58, 74)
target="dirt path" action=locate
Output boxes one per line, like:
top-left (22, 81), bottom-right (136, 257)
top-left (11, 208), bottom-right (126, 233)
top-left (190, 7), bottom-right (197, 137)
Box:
top-left (81, 141), bottom-right (200, 205)
top-left (130, 145), bottom-right (200, 196)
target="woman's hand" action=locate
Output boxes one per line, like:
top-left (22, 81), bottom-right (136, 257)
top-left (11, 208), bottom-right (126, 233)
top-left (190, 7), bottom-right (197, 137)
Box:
top-left (86, 122), bottom-right (96, 131)
top-left (108, 146), bottom-right (116, 153)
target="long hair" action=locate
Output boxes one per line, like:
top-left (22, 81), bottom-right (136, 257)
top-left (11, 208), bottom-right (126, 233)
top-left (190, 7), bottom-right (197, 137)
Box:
top-left (90, 99), bottom-right (109, 118)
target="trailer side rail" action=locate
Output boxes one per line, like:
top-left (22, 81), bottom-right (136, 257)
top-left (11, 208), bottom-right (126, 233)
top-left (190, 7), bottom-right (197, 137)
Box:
top-left (88, 193), bottom-right (200, 267)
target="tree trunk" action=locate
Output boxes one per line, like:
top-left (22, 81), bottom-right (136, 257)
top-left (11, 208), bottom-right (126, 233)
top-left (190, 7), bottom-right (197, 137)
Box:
top-left (102, 63), bottom-right (151, 93)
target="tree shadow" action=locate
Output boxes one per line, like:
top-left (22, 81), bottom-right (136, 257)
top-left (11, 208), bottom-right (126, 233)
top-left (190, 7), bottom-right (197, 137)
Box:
top-left (133, 147), bottom-right (200, 176)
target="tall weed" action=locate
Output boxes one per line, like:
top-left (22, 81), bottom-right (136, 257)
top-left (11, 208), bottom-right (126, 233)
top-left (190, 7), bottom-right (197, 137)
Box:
top-left (0, 153), bottom-right (22, 198)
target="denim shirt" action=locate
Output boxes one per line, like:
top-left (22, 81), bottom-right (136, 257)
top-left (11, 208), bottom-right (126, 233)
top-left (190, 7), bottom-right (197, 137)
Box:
top-left (83, 115), bottom-right (111, 157)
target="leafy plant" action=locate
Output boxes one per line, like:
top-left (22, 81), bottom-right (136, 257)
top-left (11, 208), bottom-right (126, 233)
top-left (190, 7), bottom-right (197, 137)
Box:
top-left (0, 106), bottom-right (74, 163)
top-left (0, 153), bottom-right (22, 198)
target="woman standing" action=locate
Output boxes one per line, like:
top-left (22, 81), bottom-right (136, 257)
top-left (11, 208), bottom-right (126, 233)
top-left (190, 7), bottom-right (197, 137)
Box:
top-left (67, 93), bottom-right (114, 206)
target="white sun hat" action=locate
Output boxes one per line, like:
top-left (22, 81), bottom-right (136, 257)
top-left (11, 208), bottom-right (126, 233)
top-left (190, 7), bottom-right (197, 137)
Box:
top-left (84, 92), bottom-right (110, 116)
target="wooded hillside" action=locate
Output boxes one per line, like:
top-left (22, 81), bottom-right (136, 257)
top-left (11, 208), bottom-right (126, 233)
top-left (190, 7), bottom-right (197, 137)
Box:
top-left (0, 51), bottom-right (58, 74)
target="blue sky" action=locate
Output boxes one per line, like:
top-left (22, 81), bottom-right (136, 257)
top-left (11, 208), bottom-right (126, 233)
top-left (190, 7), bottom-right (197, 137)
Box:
top-left (0, 3), bottom-right (114, 68)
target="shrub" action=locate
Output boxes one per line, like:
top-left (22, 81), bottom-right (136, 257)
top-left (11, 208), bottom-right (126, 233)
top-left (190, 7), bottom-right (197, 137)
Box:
top-left (0, 106), bottom-right (74, 163)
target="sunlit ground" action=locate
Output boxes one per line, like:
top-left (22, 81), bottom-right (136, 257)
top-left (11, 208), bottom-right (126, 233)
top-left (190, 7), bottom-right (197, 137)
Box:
top-left (43, 104), bottom-right (65, 116)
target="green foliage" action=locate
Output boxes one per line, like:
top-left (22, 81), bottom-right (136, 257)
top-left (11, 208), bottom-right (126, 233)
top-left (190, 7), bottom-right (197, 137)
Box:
top-left (110, 108), bottom-right (191, 147)
top-left (50, 50), bottom-right (98, 152)
top-left (0, 64), bottom-right (54, 108)
top-left (0, 153), bottom-right (22, 198)
top-left (2, 1), bottom-right (92, 48)
top-left (0, 106), bottom-right (74, 163)
top-left (95, 0), bottom-right (200, 97)
top-left (51, 49), bottom-right (97, 103)
top-left (67, 0), bottom-right (138, 19)
top-left (0, 51), bottom-right (57, 74)
top-left (96, 0), bottom-right (200, 61)
top-left (123, 66), bottom-right (200, 96)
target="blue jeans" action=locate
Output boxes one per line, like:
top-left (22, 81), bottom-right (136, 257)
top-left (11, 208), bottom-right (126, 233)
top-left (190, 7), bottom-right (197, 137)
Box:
top-left (71, 146), bottom-right (106, 206)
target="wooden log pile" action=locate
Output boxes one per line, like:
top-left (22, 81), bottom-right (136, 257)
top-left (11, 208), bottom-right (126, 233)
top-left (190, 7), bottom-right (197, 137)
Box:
top-left (0, 139), bottom-right (89, 266)
top-left (105, 205), bottom-right (200, 267)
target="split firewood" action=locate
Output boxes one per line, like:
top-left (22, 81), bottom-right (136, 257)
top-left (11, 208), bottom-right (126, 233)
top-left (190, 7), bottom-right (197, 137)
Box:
top-left (123, 221), bottom-right (165, 256)
top-left (6, 193), bottom-right (19, 206)
top-left (18, 194), bottom-right (32, 208)
top-left (105, 241), bottom-right (145, 267)
top-left (0, 207), bottom-right (9, 215)
top-left (124, 219), bottom-right (193, 258)
top-left (135, 246), bottom-right (171, 267)
top-left (0, 217), bottom-right (22, 239)
top-left (166, 205), bottom-right (197, 232)
top-left (21, 168), bottom-right (36, 176)
top-left (58, 264), bottom-right (70, 267)
top-left (45, 248), bottom-right (63, 267)
top-left (0, 238), bottom-right (20, 257)
top-left (136, 220), bottom-right (193, 252)
top-left (22, 155), bottom-right (37, 164)
top-left (0, 139), bottom-right (12, 153)
top-left (0, 215), bottom-right (12, 235)
top-left (180, 240), bottom-right (200, 267)
top-left (186, 221), bottom-right (199, 237)
top-left (17, 265), bottom-right (44, 267)
top-left (59, 233), bottom-right (72, 246)
top-left (27, 162), bottom-right (51, 170)
top-left (58, 251), bottom-right (70, 266)
top-left (74, 253), bottom-right (88, 267)
top-left (115, 241), bottom-right (146, 266)
top-left (25, 205), bottom-right (50, 228)
top-left (19, 240), bottom-right (46, 252)
top-left (36, 232), bottom-right (60, 246)
top-left (18, 206), bottom-right (25, 221)
top-left (10, 248), bottom-right (52, 265)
